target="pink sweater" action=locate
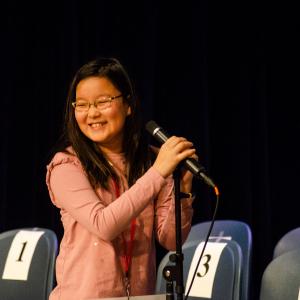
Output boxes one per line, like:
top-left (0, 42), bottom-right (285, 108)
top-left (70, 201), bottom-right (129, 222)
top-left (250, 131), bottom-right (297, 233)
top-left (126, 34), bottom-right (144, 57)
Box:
top-left (46, 150), bottom-right (194, 300)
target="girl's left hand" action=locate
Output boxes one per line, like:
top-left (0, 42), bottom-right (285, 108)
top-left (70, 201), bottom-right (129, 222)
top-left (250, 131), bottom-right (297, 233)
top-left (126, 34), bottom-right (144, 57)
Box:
top-left (180, 154), bottom-right (198, 193)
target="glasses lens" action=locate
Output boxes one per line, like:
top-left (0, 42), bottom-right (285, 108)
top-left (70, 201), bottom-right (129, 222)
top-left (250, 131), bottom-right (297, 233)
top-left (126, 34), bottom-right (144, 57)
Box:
top-left (95, 99), bottom-right (111, 110)
top-left (75, 101), bottom-right (89, 111)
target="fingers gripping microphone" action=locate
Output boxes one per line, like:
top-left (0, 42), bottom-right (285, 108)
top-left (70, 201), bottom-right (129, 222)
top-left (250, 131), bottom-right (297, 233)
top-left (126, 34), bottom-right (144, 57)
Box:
top-left (145, 120), bottom-right (216, 188)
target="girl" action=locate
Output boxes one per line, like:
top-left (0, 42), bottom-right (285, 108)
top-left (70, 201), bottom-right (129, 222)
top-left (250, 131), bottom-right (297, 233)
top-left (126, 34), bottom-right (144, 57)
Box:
top-left (46, 57), bottom-right (196, 300)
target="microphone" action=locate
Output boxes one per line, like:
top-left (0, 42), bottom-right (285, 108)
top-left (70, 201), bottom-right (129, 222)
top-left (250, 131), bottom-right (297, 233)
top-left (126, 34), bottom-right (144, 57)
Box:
top-left (145, 120), bottom-right (216, 188)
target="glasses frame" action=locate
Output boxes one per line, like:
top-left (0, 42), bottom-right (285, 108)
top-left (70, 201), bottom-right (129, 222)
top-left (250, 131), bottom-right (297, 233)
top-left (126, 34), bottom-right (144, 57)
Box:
top-left (72, 94), bottom-right (123, 112)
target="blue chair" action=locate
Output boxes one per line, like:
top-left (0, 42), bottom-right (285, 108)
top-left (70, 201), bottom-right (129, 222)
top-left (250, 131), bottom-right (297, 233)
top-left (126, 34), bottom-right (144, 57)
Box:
top-left (0, 227), bottom-right (58, 300)
top-left (156, 238), bottom-right (243, 300)
top-left (273, 227), bottom-right (300, 259)
top-left (184, 220), bottom-right (252, 300)
top-left (260, 248), bottom-right (300, 300)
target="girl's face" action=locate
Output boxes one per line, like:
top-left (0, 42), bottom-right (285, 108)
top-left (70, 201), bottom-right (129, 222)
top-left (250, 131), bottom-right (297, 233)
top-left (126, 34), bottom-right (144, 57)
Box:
top-left (74, 76), bottom-right (131, 154)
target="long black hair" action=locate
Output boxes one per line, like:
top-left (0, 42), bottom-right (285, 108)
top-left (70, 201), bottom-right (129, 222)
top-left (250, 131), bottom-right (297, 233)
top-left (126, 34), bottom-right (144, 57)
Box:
top-left (58, 57), bottom-right (152, 189)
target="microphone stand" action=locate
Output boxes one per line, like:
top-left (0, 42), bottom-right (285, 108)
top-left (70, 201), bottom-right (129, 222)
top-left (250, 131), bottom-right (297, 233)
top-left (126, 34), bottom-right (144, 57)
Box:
top-left (162, 167), bottom-right (184, 300)
top-left (174, 167), bottom-right (185, 300)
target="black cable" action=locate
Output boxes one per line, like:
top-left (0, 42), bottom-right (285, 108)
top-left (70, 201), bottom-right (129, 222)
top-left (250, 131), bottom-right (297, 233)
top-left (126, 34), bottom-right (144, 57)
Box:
top-left (184, 191), bottom-right (220, 300)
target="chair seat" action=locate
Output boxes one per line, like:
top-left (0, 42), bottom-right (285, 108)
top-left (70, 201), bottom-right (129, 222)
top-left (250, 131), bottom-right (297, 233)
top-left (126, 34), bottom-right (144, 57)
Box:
top-left (156, 238), bottom-right (242, 300)
top-left (273, 227), bottom-right (300, 259)
top-left (260, 249), bottom-right (300, 300)
top-left (184, 220), bottom-right (252, 300)
top-left (0, 228), bottom-right (58, 300)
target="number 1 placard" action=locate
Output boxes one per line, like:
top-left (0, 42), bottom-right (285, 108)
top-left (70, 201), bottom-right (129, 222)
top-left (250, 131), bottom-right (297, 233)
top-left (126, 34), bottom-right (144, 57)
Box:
top-left (2, 230), bottom-right (44, 281)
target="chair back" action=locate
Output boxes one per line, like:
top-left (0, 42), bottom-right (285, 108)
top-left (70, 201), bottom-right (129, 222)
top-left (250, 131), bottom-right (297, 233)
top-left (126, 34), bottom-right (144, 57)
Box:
top-left (156, 238), bottom-right (242, 300)
top-left (273, 227), bottom-right (300, 259)
top-left (260, 248), bottom-right (300, 300)
top-left (0, 227), bottom-right (58, 300)
top-left (185, 220), bottom-right (252, 300)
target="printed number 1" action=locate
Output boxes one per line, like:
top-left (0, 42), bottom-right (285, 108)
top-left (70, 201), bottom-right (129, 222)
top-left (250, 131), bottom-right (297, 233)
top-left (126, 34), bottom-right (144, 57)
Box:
top-left (16, 241), bottom-right (27, 262)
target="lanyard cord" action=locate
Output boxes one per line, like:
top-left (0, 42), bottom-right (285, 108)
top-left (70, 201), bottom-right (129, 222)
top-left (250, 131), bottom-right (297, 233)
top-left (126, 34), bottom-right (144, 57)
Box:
top-left (112, 178), bottom-right (136, 278)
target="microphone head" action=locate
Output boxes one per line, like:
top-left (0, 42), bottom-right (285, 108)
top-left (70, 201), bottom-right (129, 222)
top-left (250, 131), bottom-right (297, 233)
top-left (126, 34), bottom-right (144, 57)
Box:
top-left (145, 120), bottom-right (159, 135)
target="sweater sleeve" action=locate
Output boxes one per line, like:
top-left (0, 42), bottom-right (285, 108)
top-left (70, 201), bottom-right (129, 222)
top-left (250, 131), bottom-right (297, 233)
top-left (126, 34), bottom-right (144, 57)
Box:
top-left (154, 175), bottom-right (194, 251)
top-left (46, 152), bottom-right (167, 241)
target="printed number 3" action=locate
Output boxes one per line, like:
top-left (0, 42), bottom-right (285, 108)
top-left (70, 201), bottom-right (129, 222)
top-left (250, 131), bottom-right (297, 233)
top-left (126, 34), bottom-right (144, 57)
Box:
top-left (197, 254), bottom-right (211, 277)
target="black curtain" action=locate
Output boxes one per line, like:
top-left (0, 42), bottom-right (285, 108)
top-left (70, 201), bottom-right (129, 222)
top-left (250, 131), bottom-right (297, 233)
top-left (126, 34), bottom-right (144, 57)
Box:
top-left (1, 2), bottom-right (299, 299)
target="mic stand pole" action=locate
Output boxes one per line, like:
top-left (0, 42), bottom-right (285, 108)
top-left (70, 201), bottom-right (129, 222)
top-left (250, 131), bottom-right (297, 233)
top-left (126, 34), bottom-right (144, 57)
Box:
top-left (162, 167), bottom-right (184, 300)
top-left (173, 167), bottom-right (184, 300)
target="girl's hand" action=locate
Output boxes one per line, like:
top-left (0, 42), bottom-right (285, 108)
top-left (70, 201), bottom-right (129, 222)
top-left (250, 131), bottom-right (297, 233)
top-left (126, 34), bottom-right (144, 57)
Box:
top-left (153, 136), bottom-right (196, 179)
top-left (180, 154), bottom-right (198, 193)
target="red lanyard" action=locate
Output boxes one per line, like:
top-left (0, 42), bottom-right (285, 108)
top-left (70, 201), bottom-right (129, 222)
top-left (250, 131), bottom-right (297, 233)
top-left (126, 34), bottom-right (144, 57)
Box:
top-left (112, 179), bottom-right (136, 278)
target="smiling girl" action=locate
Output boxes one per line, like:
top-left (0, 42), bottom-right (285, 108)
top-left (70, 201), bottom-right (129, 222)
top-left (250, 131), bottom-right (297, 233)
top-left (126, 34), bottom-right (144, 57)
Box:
top-left (46, 57), bottom-right (196, 300)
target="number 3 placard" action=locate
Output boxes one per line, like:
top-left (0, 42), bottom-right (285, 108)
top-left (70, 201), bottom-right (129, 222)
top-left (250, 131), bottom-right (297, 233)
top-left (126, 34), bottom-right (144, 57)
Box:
top-left (185, 241), bottom-right (227, 298)
top-left (2, 230), bottom-right (44, 281)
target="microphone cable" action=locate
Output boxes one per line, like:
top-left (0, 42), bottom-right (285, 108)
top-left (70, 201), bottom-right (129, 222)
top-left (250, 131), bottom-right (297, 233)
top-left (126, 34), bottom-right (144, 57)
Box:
top-left (184, 186), bottom-right (220, 300)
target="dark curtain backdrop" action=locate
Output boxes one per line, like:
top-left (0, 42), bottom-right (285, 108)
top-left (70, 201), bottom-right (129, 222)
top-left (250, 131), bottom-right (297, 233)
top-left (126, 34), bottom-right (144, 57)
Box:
top-left (1, 1), bottom-right (299, 299)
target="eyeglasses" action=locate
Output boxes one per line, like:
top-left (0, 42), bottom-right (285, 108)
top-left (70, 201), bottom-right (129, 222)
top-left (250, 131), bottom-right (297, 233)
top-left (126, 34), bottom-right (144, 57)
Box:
top-left (72, 94), bottom-right (123, 112)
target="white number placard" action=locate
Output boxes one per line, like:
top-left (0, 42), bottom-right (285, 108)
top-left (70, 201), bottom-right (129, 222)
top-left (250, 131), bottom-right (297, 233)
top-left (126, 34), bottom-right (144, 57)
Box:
top-left (2, 230), bottom-right (44, 281)
top-left (298, 287), bottom-right (300, 300)
top-left (185, 241), bottom-right (227, 298)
